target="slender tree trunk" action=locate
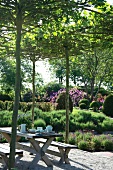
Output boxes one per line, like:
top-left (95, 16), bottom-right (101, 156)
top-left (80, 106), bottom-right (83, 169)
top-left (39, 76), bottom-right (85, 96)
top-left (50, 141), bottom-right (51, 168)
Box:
top-left (9, 7), bottom-right (22, 170)
top-left (84, 83), bottom-right (89, 99)
top-left (65, 46), bottom-right (69, 143)
top-left (90, 78), bottom-right (95, 101)
top-left (32, 57), bottom-right (35, 128)
top-left (74, 76), bottom-right (76, 85)
top-left (94, 80), bottom-right (102, 99)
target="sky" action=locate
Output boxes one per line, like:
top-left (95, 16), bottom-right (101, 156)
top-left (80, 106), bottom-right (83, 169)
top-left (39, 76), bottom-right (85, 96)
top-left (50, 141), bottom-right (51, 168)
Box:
top-left (36, 60), bottom-right (56, 84)
top-left (107, 0), bottom-right (113, 4)
top-left (36, 0), bottom-right (113, 84)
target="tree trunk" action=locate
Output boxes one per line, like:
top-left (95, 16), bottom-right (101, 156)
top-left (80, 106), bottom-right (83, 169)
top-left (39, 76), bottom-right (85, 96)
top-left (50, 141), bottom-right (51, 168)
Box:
top-left (65, 46), bottom-right (69, 143)
top-left (94, 77), bottom-right (103, 99)
top-left (90, 78), bottom-right (95, 101)
top-left (9, 7), bottom-right (22, 170)
top-left (32, 57), bottom-right (35, 128)
top-left (84, 83), bottom-right (89, 99)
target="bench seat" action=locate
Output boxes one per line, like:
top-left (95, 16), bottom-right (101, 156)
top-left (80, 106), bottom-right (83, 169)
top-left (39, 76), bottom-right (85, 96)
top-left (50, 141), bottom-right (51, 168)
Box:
top-left (0, 143), bottom-right (23, 170)
top-left (17, 139), bottom-right (77, 151)
top-left (36, 138), bottom-right (77, 149)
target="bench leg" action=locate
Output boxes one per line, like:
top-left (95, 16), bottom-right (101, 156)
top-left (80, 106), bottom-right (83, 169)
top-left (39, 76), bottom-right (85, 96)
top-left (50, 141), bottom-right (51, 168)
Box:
top-left (1, 155), bottom-right (9, 170)
top-left (65, 148), bottom-right (70, 164)
top-left (58, 148), bottom-right (70, 164)
top-left (58, 148), bottom-right (65, 164)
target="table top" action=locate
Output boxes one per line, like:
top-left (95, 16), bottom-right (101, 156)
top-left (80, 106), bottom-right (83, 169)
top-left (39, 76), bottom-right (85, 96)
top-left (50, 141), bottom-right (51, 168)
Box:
top-left (0, 127), bottom-right (63, 139)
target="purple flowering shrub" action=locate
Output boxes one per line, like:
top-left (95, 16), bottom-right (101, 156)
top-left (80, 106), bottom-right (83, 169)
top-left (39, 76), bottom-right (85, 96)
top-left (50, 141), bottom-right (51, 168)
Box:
top-left (69, 88), bottom-right (86, 106)
top-left (44, 88), bottom-right (86, 107)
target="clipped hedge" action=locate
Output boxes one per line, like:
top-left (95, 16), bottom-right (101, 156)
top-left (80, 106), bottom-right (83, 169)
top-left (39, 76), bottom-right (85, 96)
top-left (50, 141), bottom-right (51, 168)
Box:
top-left (103, 94), bottom-right (113, 117)
top-left (0, 100), bottom-right (53, 112)
top-left (1, 108), bottom-right (113, 135)
top-left (79, 99), bottom-right (90, 109)
top-left (35, 102), bottom-right (52, 112)
top-left (0, 111), bottom-right (12, 126)
top-left (90, 101), bottom-right (100, 112)
top-left (0, 94), bottom-right (12, 101)
top-left (71, 109), bottom-right (113, 133)
top-left (56, 92), bottom-right (73, 113)
top-left (73, 131), bottom-right (113, 152)
top-left (34, 119), bottom-right (46, 129)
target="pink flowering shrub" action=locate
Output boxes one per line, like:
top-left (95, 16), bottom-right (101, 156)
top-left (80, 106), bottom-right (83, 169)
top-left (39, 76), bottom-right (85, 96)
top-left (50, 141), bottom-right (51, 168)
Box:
top-left (44, 88), bottom-right (86, 107)
top-left (69, 88), bottom-right (86, 106)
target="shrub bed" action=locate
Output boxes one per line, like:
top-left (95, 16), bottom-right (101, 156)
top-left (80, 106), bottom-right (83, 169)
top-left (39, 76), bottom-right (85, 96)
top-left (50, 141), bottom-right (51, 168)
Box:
top-left (1, 108), bottom-right (113, 134)
top-left (72, 109), bottom-right (113, 133)
top-left (69, 131), bottom-right (113, 152)
top-left (0, 108), bottom-right (113, 152)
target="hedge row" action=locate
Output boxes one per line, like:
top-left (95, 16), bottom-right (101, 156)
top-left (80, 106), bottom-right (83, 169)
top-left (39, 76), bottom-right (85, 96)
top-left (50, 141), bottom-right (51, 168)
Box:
top-left (0, 100), bottom-right (52, 112)
top-left (1, 108), bottom-right (113, 134)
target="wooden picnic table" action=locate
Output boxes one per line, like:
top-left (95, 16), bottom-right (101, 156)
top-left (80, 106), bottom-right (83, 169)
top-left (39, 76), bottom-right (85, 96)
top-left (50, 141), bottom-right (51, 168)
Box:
top-left (0, 127), bottom-right (63, 168)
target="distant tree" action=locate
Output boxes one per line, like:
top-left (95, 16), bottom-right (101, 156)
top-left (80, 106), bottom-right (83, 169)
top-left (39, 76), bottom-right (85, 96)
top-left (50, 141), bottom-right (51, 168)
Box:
top-left (0, 57), bottom-right (33, 99)
top-left (0, 57), bottom-right (15, 94)
top-left (76, 48), bottom-right (113, 101)
top-left (44, 82), bottom-right (65, 95)
top-left (49, 59), bottom-right (66, 84)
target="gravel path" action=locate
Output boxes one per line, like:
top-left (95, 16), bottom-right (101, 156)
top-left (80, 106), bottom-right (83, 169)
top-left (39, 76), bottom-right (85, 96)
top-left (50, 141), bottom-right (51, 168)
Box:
top-left (0, 147), bottom-right (113, 170)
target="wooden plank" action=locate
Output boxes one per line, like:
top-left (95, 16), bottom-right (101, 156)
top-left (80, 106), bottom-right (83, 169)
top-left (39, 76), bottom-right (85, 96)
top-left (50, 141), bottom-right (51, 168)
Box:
top-left (16, 142), bottom-right (36, 154)
top-left (46, 149), bottom-right (61, 157)
top-left (41, 137), bottom-right (54, 153)
top-left (17, 142), bottom-right (61, 157)
top-left (0, 144), bottom-right (23, 156)
top-left (36, 138), bottom-right (77, 148)
top-left (64, 148), bottom-right (70, 164)
top-left (0, 145), bottom-right (23, 170)
top-left (1, 155), bottom-right (8, 170)
top-left (16, 141), bottom-right (73, 164)
top-left (1, 132), bottom-right (11, 143)
top-left (0, 127), bottom-right (63, 139)
top-left (35, 139), bottom-right (77, 164)
top-left (29, 138), bottom-right (53, 167)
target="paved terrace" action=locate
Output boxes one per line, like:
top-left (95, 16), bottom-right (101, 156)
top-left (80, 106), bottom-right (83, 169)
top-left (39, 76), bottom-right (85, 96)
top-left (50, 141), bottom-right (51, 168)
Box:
top-left (0, 145), bottom-right (113, 170)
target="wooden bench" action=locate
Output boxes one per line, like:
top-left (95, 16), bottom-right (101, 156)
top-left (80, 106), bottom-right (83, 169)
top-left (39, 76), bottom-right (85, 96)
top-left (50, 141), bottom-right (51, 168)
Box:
top-left (0, 143), bottom-right (23, 170)
top-left (36, 138), bottom-right (77, 164)
top-left (17, 139), bottom-right (77, 164)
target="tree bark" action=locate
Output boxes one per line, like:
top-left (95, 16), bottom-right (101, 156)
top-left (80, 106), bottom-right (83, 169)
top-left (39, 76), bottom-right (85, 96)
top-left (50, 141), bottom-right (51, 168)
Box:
top-left (32, 57), bottom-right (35, 128)
top-left (90, 78), bottom-right (95, 101)
top-left (9, 6), bottom-right (22, 170)
top-left (65, 46), bottom-right (69, 143)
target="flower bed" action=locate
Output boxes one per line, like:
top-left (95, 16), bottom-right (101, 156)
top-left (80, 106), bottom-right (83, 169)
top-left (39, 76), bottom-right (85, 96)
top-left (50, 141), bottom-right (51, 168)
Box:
top-left (68, 131), bottom-right (113, 152)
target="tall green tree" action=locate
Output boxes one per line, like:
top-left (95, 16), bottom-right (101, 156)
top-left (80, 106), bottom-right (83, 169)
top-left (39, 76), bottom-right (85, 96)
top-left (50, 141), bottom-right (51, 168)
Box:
top-left (0, 0), bottom-right (111, 168)
top-left (35, 0), bottom-right (112, 143)
top-left (0, 57), bottom-right (15, 93)
top-left (0, 1), bottom-right (55, 168)
top-left (22, 36), bottom-right (43, 127)
top-left (49, 59), bottom-right (66, 84)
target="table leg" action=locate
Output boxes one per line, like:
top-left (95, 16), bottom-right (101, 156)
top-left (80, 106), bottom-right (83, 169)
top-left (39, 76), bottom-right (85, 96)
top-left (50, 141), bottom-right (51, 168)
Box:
top-left (28, 137), bottom-right (54, 167)
top-left (41, 137), bottom-right (54, 166)
top-left (1, 132), bottom-right (21, 143)
top-left (1, 132), bottom-right (11, 143)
